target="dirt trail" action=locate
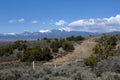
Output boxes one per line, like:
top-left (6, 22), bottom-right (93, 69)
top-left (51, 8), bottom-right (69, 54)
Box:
top-left (0, 60), bottom-right (19, 65)
top-left (45, 38), bottom-right (96, 65)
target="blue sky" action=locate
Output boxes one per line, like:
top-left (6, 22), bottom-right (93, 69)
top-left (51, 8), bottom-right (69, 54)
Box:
top-left (0, 0), bottom-right (120, 33)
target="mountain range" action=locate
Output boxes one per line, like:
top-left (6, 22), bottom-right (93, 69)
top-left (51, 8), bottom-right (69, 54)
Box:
top-left (0, 30), bottom-right (120, 40)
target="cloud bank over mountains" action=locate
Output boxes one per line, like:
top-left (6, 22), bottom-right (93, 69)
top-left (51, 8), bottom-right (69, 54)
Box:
top-left (68, 14), bottom-right (120, 32)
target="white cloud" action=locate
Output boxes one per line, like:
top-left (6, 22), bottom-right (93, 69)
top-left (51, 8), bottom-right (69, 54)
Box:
top-left (39, 30), bottom-right (51, 33)
top-left (59, 27), bottom-right (71, 32)
top-left (8, 33), bottom-right (16, 35)
top-left (105, 15), bottom-right (120, 24)
top-left (55, 20), bottom-right (66, 26)
top-left (4, 33), bottom-right (16, 35)
top-left (69, 19), bottom-right (96, 26)
top-left (8, 18), bottom-right (25, 23)
top-left (32, 20), bottom-right (38, 24)
top-left (68, 14), bottom-right (120, 32)
top-left (18, 18), bottom-right (25, 23)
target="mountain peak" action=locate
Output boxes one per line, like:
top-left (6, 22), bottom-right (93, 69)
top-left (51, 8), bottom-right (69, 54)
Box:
top-left (39, 30), bottom-right (51, 33)
top-left (4, 33), bottom-right (16, 35)
top-left (0, 30), bottom-right (119, 40)
top-left (59, 27), bottom-right (71, 32)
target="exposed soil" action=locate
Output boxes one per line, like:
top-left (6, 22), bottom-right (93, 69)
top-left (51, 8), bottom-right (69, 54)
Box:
top-left (0, 59), bottom-right (19, 65)
top-left (45, 38), bottom-right (96, 65)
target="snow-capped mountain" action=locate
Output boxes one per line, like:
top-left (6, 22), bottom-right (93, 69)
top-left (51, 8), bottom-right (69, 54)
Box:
top-left (0, 30), bottom-right (119, 40)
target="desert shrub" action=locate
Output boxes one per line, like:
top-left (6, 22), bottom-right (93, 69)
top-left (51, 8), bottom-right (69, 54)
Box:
top-left (84, 54), bottom-right (98, 68)
top-left (50, 41), bottom-right (61, 53)
top-left (66, 36), bottom-right (75, 41)
top-left (3, 68), bottom-right (24, 80)
top-left (43, 65), bottom-right (53, 75)
top-left (0, 40), bottom-right (27, 57)
top-left (74, 36), bottom-right (85, 41)
top-left (52, 47), bottom-right (59, 53)
top-left (71, 71), bottom-right (82, 80)
top-left (18, 74), bottom-right (36, 80)
top-left (21, 46), bottom-right (52, 62)
top-left (50, 41), bottom-right (61, 49)
top-left (59, 39), bottom-right (66, 43)
top-left (53, 69), bottom-right (69, 77)
top-left (93, 35), bottom-right (117, 60)
top-left (0, 60), bottom-right (98, 80)
top-left (49, 39), bottom-right (72, 53)
top-left (0, 69), bottom-right (18, 80)
top-left (0, 48), bottom-right (4, 56)
top-left (0, 45), bottom-right (14, 56)
top-left (92, 44), bottom-right (116, 61)
top-left (108, 36), bottom-right (117, 47)
top-left (66, 36), bottom-right (84, 41)
top-left (62, 41), bottom-right (74, 52)
top-left (43, 75), bottom-right (51, 80)
top-left (80, 70), bottom-right (96, 80)
top-left (116, 46), bottom-right (120, 55)
top-left (94, 56), bottom-right (120, 76)
top-left (42, 47), bottom-right (53, 61)
top-left (84, 34), bottom-right (117, 68)
top-left (100, 72), bottom-right (120, 80)
top-left (13, 40), bottom-right (27, 50)
top-left (49, 77), bottom-right (69, 80)
top-left (42, 37), bottom-right (48, 40)
top-left (42, 37), bottom-right (51, 43)
top-left (71, 70), bottom-right (96, 80)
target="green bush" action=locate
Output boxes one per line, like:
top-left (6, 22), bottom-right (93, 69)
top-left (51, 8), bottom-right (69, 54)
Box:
top-left (62, 42), bottom-right (74, 52)
top-left (0, 45), bottom-right (14, 56)
top-left (13, 40), bottom-right (27, 50)
top-left (85, 34), bottom-right (117, 68)
top-left (84, 54), bottom-right (98, 67)
top-left (21, 46), bottom-right (52, 62)
top-left (66, 36), bottom-right (84, 41)
top-left (52, 47), bottom-right (59, 53)
top-left (50, 41), bottom-right (61, 53)
top-left (42, 37), bottom-right (51, 43)
top-left (42, 47), bottom-right (53, 61)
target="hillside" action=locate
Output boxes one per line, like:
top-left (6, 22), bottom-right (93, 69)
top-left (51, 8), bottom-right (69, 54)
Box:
top-left (45, 38), bottom-right (96, 65)
top-left (0, 37), bottom-right (96, 65)
top-left (0, 34), bottom-right (120, 80)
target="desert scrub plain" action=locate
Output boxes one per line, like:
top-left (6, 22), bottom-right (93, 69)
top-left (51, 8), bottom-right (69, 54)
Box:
top-left (0, 34), bottom-right (120, 80)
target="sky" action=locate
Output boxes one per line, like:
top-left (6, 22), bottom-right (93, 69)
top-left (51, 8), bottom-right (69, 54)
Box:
top-left (0, 0), bottom-right (120, 34)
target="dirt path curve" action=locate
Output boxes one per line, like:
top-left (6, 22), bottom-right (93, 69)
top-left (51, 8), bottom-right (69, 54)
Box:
top-left (45, 38), bottom-right (96, 65)
top-left (0, 60), bottom-right (19, 65)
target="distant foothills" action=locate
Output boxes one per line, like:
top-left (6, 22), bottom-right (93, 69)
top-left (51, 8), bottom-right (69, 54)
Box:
top-left (0, 29), bottom-right (120, 40)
